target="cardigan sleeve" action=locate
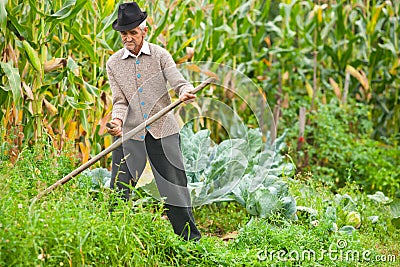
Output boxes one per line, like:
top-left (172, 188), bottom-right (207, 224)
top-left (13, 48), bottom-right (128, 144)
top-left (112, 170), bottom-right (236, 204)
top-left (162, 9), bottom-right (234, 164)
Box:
top-left (161, 49), bottom-right (194, 97)
top-left (107, 63), bottom-right (128, 122)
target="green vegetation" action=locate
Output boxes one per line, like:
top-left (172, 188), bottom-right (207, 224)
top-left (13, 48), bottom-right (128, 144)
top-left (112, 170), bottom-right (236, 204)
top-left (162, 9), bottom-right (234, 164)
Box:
top-left (1, 0), bottom-right (399, 266)
top-left (285, 100), bottom-right (399, 195)
top-left (0, 144), bottom-right (399, 266)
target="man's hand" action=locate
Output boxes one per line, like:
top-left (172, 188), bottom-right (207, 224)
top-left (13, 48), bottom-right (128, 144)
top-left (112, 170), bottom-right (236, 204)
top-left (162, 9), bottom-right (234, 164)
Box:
top-left (106, 118), bottom-right (123, 137)
top-left (179, 91), bottom-right (196, 104)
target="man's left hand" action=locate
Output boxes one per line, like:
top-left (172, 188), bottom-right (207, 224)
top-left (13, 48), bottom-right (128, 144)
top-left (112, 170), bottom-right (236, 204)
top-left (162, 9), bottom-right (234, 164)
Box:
top-left (180, 91), bottom-right (196, 104)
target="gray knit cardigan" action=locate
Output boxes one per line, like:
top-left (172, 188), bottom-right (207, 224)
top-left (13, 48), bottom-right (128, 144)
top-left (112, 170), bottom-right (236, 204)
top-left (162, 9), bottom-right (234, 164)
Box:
top-left (106, 43), bottom-right (194, 140)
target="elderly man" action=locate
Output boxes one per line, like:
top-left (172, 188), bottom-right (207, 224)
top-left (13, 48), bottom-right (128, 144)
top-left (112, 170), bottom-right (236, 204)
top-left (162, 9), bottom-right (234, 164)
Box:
top-left (106, 2), bottom-right (201, 241)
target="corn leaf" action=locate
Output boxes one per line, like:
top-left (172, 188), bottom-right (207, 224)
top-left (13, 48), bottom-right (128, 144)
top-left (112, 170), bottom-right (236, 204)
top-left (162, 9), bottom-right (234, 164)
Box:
top-left (0, 61), bottom-right (21, 105)
top-left (97, 4), bottom-right (118, 38)
top-left (47, 0), bottom-right (87, 21)
top-left (329, 77), bottom-right (341, 100)
top-left (69, 27), bottom-right (96, 62)
top-left (0, 0), bottom-right (7, 33)
top-left (149, 9), bottom-right (169, 43)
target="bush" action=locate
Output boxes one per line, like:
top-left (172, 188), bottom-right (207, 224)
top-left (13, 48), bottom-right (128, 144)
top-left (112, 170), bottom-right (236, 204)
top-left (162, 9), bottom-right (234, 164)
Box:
top-left (286, 101), bottom-right (399, 196)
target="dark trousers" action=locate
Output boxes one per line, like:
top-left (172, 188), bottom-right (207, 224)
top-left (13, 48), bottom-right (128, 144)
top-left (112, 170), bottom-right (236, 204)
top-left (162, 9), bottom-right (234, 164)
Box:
top-left (111, 133), bottom-right (201, 241)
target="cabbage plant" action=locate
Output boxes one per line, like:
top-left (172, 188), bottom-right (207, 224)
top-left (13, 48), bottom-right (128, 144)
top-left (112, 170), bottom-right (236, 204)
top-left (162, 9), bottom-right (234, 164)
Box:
top-left (181, 123), bottom-right (296, 219)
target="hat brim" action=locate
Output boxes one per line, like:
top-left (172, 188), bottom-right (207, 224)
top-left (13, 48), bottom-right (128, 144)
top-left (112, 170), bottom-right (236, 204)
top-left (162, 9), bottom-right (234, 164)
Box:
top-left (112, 12), bottom-right (148, 32)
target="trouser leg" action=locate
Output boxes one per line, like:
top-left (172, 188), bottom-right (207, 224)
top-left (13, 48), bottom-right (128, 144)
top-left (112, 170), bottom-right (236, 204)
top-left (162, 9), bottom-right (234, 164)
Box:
top-left (111, 138), bottom-right (146, 200)
top-left (145, 133), bottom-right (201, 241)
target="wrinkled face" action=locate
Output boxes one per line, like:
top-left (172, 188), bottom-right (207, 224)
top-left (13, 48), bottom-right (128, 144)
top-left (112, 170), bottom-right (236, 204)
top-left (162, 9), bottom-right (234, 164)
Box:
top-left (120, 26), bottom-right (148, 54)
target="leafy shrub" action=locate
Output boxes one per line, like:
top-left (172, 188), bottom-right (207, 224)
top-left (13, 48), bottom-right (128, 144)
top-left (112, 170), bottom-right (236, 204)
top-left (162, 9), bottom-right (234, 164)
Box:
top-left (180, 123), bottom-right (296, 219)
top-left (232, 217), bottom-right (365, 267)
top-left (78, 167), bottom-right (111, 190)
top-left (2, 140), bottom-right (76, 198)
top-left (287, 101), bottom-right (399, 196)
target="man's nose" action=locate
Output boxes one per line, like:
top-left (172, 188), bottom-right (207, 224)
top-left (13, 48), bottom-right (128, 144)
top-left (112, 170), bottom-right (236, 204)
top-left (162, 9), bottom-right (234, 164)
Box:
top-left (125, 34), bottom-right (133, 41)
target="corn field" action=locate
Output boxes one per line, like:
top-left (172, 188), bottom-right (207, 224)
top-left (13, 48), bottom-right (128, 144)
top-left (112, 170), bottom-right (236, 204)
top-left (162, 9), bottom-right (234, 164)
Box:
top-left (0, 0), bottom-right (399, 164)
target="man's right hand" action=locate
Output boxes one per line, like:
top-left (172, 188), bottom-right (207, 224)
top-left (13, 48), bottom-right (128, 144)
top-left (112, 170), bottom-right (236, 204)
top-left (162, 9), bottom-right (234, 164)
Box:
top-left (106, 118), bottom-right (123, 137)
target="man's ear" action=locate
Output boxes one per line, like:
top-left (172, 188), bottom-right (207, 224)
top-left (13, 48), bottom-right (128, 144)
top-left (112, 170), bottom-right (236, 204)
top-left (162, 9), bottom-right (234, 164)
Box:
top-left (143, 26), bottom-right (148, 36)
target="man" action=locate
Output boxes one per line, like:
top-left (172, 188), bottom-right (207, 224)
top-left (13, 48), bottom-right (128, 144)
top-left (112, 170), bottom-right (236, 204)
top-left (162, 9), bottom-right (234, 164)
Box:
top-left (106, 2), bottom-right (201, 241)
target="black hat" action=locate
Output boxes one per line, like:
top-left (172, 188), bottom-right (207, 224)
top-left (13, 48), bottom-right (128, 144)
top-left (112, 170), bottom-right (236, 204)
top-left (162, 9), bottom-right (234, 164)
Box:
top-left (112, 2), bottom-right (148, 31)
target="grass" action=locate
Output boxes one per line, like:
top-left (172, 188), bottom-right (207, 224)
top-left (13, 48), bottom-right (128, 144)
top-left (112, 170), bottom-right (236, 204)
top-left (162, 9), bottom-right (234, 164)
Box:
top-left (0, 143), bottom-right (399, 266)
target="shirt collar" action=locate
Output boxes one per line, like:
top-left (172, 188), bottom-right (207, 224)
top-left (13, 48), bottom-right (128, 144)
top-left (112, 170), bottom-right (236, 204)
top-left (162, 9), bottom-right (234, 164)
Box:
top-left (121, 41), bottom-right (151, 59)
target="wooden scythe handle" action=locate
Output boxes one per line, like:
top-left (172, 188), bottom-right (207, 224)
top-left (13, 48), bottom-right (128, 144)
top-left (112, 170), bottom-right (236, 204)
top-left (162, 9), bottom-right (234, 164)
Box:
top-left (33, 77), bottom-right (215, 201)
